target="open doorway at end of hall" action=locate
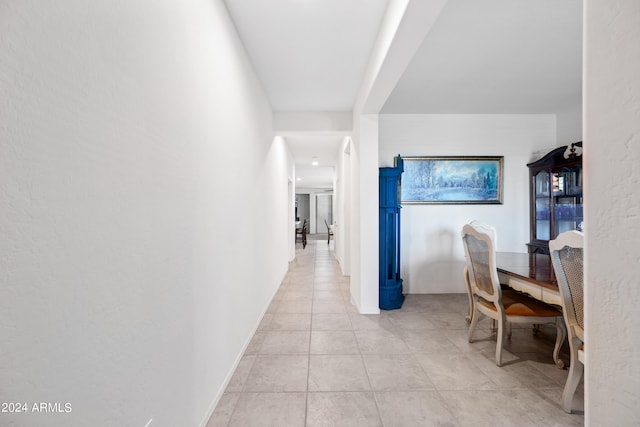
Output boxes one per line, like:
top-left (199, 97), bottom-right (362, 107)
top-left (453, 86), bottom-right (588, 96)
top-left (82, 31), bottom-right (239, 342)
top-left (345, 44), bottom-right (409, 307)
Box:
top-left (315, 192), bottom-right (333, 237)
top-left (295, 192), bottom-right (333, 236)
top-left (295, 194), bottom-right (310, 224)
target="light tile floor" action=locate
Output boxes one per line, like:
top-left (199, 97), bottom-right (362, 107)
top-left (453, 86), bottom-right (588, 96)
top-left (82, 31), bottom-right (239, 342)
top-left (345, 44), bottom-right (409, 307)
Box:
top-left (208, 241), bottom-right (584, 427)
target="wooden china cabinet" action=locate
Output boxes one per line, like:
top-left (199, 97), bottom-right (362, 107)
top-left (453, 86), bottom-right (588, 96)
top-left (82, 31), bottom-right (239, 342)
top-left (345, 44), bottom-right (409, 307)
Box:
top-left (527, 142), bottom-right (583, 254)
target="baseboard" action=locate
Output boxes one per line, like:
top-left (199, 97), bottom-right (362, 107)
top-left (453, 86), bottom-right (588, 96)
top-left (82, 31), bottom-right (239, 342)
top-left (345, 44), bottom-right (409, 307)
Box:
top-left (198, 268), bottom-right (286, 427)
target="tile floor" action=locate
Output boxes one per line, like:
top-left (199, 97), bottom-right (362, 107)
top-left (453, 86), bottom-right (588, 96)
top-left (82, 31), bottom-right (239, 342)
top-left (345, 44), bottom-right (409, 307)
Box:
top-left (207, 241), bottom-right (584, 427)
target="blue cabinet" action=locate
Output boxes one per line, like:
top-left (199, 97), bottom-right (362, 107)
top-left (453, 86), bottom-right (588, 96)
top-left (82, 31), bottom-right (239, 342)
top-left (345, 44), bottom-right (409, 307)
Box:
top-left (379, 156), bottom-right (404, 310)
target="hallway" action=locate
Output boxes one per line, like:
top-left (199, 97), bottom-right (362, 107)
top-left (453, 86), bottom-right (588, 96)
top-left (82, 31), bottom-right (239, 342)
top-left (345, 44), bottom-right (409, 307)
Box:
top-left (207, 241), bottom-right (583, 426)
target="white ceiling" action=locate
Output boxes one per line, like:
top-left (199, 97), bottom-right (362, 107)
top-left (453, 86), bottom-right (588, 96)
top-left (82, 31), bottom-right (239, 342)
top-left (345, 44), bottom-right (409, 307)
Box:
top-left (381, 0), bottom-right (583, 113)
top-left (286, 135), bottom-right (344, 188)
top-left (224, 0), bottom-right (583, 186)
top-left (224, 0), bottom-right (390, 111)
top-left (224, 0), bottom-right (389, 187)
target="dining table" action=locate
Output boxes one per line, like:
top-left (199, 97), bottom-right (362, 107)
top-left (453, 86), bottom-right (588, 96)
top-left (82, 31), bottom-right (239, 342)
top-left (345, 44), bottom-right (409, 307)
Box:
top-left (495, 251), bottom-right (561, 306)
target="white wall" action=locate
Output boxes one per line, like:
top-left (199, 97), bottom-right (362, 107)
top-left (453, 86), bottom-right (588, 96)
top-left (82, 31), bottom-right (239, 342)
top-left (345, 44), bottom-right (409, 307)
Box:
top-left (584, 0), bottom-right (640, 424)
top-left (335, 137), bottom-right (352, 275)
top-left (273, 111), bottom-right (353, 132)
top-left (556, 103), bottom-right (583, 145)
top-left (379, 114), bottom-right (555, 293)
top-left (349, 116), bottom-right (364, 312)
top-left (0, 1), bottom-right (291, 426)
top-left (350, 115), bottom-right (382, 313)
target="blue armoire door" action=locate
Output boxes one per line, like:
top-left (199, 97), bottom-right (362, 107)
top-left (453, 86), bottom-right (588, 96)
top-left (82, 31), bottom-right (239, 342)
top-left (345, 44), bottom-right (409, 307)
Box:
top-left (379, 156), bottom-right (404, 310)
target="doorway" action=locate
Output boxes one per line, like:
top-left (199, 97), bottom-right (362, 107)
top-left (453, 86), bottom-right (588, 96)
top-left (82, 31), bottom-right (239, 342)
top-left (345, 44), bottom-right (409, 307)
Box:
top-left (316, 193), bottom-right (333, 235)
top-left (295, 194), bottom-right (310, 223)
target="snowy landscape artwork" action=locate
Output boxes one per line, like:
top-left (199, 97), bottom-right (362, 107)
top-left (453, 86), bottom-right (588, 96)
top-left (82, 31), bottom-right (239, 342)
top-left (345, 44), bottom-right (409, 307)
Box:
top-left (400, 156), bottom-right (503, 204)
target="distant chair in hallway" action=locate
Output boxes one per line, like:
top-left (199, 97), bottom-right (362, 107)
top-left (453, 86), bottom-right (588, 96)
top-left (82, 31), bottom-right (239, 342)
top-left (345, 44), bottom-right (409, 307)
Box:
top-left (324, 219), bottom-right (333, 245)
top-left (296, 218), bottom-right (309, 249)
top-left (550, 230), bottom-right (585, 413)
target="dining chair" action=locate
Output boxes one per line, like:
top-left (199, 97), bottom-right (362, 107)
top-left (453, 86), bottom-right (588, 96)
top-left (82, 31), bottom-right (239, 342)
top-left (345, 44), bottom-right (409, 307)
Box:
top-left (549, 230), bottom-right (584, 413)
top-left (324, 219), bottom-right (334, 245)
top-left (463, 220), bottom-right (498, 324)
top-left (462, 222), bottom-right (566, 367)
top-left (296, 218), bottom-right (308, 249)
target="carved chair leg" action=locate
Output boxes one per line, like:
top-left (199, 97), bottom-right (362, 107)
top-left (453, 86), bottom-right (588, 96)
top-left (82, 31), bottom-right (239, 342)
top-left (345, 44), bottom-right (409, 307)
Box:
top-left (463, 266), bottom-right (474, 324)
top-left (468, 304), bottom-right (481, 343)
top-left (495, 318), bottom-right (506, 366)
top-left (553, 318), bottom-right (567, 368)
top-left (532, 323), bottom-right (541, 336)
top-left (562, 340), bottom-right (584, 413)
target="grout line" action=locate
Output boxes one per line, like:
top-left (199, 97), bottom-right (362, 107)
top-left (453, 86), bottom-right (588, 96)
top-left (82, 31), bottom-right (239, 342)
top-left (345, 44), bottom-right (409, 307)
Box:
top-left (228, 250), bottom-right (581, 424)
top-left (303, 241), bottom-right (318, 427)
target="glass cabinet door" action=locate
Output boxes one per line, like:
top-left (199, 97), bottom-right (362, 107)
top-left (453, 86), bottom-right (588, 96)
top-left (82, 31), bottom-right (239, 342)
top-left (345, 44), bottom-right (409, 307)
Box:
top-left (527, 142), bottom-right (583, 254)
top-left (553, 166), bottom-right (583, 236)
top-left (534, 170), bottom-right (551, 241)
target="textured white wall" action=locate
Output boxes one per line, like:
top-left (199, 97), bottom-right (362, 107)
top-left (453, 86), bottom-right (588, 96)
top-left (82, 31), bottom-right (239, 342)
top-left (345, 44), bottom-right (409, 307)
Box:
top-left (0, 1), bottom-right (291, 426)
top-left (379, 114), bottom-right (555, 293)
top-left (584, 0), bottom-right (640, 424)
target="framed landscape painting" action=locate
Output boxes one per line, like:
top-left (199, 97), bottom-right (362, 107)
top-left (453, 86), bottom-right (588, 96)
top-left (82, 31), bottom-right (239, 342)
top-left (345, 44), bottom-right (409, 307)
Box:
top-left (399, 156), bottom-right (504, 204)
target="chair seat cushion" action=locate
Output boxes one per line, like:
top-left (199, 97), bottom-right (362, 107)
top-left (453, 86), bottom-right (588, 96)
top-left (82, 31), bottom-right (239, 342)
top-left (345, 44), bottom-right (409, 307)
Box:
top-left (478, 289), bottom-right (561, 317)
